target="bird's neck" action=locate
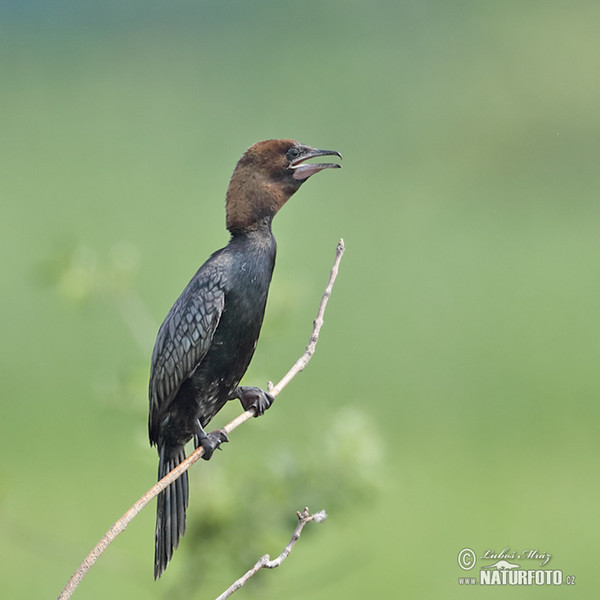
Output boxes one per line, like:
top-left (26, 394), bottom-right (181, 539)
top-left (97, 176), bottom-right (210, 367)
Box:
top-left (225, 171), bottom-right (292, 232)
top-left (227, 218), bottom-right (277, 252)
top-left (227, 214), bottom-right (274, 238)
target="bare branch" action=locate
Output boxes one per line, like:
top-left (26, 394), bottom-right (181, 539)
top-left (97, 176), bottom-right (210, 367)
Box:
top-left (214, 508), bottom-right (327, 600)
top-left (268, 238), bottom-right (345, 397)
top-left (57, 239), bottom-right (345, 600)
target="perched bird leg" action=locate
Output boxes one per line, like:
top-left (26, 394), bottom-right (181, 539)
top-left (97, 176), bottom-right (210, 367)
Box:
top-left (231, 386), bottom-right (275, 417)
top-left (194, 419), bottom-right (229, 460)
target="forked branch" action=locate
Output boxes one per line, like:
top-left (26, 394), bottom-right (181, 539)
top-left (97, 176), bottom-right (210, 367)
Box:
top-left (215, 508), bottom-right (327, 600)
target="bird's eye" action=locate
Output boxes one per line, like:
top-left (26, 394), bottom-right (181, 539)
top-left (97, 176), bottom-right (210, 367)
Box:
top-left (286, 147), bottom-right (301, 161)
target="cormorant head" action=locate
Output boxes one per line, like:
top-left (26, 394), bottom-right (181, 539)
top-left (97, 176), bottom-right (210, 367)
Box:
top-left (225, 139), bottom-right (341, 232)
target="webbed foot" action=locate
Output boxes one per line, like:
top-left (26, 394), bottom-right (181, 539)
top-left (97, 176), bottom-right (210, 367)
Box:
top-left (235, 386), bottom-right (275, 417)
top-left (194, 424), bottom-right (229, 461)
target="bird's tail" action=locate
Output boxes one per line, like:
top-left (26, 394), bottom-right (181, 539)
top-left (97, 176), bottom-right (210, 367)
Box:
top-left (154, 444), bottom-right (189, 579)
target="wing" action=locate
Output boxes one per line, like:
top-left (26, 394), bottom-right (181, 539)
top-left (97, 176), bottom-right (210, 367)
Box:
top-left (148, 263), bottom-right (226, 444)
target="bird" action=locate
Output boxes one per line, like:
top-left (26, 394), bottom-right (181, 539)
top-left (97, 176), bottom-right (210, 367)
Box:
top-left (148, 138), bottom-right (341, 579)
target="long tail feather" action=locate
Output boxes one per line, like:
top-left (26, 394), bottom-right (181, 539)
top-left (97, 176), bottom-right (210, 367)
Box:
top-left (154, 445), bottom-right (188, 579)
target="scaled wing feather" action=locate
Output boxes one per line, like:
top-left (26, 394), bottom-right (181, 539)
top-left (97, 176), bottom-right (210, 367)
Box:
top-left (148, 266), bottom-right (226, 442)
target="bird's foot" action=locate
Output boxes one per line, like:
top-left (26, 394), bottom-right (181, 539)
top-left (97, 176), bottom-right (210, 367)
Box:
top-left (235, 386), bottom-right (275, 417)
top-left (195, 426), bottom-right (229, 461)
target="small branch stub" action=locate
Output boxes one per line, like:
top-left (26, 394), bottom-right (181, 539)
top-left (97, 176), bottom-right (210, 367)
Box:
top-left (214, 508), bottom-right (327, 600)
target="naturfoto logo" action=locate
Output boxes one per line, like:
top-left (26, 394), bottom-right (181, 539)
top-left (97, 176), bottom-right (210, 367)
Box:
top-left (457, 547), bottom-right (576, 587)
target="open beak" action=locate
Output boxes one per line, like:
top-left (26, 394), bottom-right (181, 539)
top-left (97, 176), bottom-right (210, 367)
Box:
top-left (291, 147), bottom-right (342, 181)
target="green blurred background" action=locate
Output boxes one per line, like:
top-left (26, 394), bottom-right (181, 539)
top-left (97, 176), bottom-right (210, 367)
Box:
top-left (2, 1), bottom-right (599, 598)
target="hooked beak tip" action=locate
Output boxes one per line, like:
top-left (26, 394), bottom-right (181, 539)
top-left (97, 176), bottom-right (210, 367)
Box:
top-left (290, 147), bottom-right (342, 180)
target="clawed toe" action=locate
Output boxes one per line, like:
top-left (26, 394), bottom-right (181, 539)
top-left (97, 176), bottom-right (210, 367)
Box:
top-left (236, 386), bottom-right (274, 417)
top-left (196, 428), bottom-right (229, 461)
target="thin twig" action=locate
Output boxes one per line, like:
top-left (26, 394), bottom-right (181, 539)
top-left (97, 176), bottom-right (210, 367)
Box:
top-left (57, 239), bottom-right (345, 600)
top-left (268, 238), bottom-right (345, 397)
top-left (215, 508), bottom-right (327, 600)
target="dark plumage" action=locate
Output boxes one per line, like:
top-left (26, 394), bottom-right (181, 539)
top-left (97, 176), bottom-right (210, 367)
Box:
top-left (149, 138), bottom-right (341, 578)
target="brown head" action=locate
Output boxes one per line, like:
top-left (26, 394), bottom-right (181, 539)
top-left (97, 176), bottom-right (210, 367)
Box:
top-left (225, 139), bottom-right (341, 233)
